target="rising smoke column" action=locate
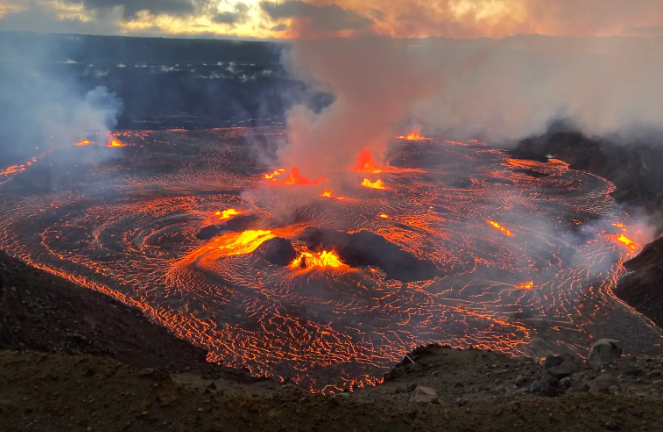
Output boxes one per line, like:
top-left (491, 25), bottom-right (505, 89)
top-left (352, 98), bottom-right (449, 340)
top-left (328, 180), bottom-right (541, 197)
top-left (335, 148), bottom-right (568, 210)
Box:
top-left (278, 38), bottom-right (434, 177)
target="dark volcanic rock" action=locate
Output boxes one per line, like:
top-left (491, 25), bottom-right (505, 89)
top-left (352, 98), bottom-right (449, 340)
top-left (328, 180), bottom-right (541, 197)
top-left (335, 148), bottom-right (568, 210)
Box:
top-left (616, 238), bottom-right (663, 329)
top-left (513, 168), bottom-right (549, 178)
top-left (513, 124), bottom-right (663, 214)
top-left (544, 354), bottom-right (580, 379)
top-left (255, 237), bottom-right (297, 266)
top-left (0, 251), bottom-right (251, 380)
top-left (300, 227), bottom-right (438, 282)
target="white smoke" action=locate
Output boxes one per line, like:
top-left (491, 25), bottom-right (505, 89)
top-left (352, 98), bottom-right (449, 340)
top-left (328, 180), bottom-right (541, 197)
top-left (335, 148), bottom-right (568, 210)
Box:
top-left (278, 35), bottom-right (663, 177)
top-left (0, 34), bottom-right (122, 163)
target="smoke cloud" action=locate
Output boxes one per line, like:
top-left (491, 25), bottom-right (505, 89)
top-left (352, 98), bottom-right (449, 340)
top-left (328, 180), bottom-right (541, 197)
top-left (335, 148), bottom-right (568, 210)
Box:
top-left (278, 35), bottom-right (663, 177)
top-left (0, 34), bottom-right (122, 164)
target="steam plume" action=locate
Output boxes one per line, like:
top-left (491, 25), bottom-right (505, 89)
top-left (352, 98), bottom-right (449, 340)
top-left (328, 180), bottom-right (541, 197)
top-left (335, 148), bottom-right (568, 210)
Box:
top-left (279, 35), bottom-right (663, 176)
top-left (0, 34), bottom-right (122, 164)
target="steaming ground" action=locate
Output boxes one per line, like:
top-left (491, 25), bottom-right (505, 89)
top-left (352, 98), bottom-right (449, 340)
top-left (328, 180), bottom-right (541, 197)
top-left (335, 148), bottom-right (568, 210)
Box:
top-left (0, 127), bottom-right (659, 392)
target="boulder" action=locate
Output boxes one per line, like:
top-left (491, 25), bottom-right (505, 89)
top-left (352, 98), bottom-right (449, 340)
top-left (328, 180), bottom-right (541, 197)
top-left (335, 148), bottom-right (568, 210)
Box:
top-left (412, 385), bottom-right (438, 404)
top-left (544, 354), bottom-right (580, 379)
top-left (530, 375), bottom-right (564, 397)
top-left (255, 238), bottom-right (297, 267)
top-left (590, 374), bottom-right (621, 395)
top-left (588, 339), bottom-right (623, 366)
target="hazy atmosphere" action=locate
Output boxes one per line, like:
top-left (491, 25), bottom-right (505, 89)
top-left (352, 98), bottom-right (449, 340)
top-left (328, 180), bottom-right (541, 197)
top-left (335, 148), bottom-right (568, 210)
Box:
top-left (2, 1), bottom-right (663, 431)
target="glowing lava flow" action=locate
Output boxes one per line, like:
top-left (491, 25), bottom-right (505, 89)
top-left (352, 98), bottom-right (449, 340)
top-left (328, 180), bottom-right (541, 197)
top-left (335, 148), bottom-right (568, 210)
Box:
top-left (217, 230), bottom-right (275, 256)
top-left (378, 213), bottom-right (389, 219)
top-left (487, 220), bottom-right (514, 237)
top-left (616, 234), bottom-right (637, 252)
top-left (108, 139), bottom-right (126, 148)
top-left (277, 167), bottom-right (326, 186)
top-left (320, 190), bottom-right (347, 201)
top-left (361, 178), bottom-right (386, 190)
top-left (397, 133), bottom-right (430, 141)
top-left (289, 251), bottom-right (348, 270)
top-left (265, 168), bottom-right (286, 180)
top-left (215, 209), bottom-right (242, 220)
top-left (76, 140), bottom-right (91, 146)
top-left (517, 282), bottom-right (534, 290)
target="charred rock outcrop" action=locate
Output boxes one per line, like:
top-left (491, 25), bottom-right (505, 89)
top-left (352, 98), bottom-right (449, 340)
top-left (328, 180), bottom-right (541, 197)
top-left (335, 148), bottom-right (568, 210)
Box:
top-left (616, 238), bottom-right (663, 329)
top-left (254, 237), bottom-right (297, 267)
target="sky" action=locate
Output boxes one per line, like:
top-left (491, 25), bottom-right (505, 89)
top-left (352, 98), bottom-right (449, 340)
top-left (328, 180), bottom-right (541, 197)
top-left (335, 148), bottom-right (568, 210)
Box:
top-left (0, 0), bottom-right (662, 40)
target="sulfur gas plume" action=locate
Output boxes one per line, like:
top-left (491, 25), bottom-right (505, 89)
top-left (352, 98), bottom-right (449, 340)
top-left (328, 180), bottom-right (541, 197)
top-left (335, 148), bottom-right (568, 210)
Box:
top-left (277, 35), bottom-right (663, 178)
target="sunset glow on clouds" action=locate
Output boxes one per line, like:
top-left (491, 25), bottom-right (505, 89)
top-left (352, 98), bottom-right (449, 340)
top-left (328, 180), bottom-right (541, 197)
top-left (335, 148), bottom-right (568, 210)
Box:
top-left (0, 0), bottom-right (662, 39)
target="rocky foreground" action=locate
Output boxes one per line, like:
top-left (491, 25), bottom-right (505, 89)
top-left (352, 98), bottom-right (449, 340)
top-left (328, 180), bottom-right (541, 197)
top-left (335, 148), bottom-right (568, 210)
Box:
top-left (3, 342), bottom-right (663, 432)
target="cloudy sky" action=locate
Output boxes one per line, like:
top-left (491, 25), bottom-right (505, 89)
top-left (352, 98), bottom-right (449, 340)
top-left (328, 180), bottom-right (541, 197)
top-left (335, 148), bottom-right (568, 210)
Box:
top-left (0, 0), bottom-right (662, 39)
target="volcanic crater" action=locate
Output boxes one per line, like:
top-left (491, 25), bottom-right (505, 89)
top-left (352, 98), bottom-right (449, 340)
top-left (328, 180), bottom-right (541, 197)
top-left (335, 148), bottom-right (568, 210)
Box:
top-left (0, 126), bottom-right (659, 393)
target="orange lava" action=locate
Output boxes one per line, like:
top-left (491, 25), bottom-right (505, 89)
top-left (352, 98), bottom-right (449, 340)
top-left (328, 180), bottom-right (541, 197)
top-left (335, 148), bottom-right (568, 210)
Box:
top-left (1, 165), bottom-right (21, 175)
top-left (320, 190), bottom-right (348, 200)
top-left (355, 148), bottom-right (383, 174)
top-left (76, 140), bottom-right (91, 146)
top-left (378, 213), bottom-right (390, 219)
top-left (277, 167), bottom-right (326, 186)
top-left (108, 139), bottom-right (126, 148)
top-left (616, 234), bottom-right (637, 252)
top-left (264, 168), bottom-right (286, 180)
top-left (361, 178), bottom-right (386, 190)
top-left (216, 230), bottom-right (275, 256)
top-left (517, 282), bottom-right (534, 290)
top-left (289, 250), bottom-right (348, 270)
top-left (215, 209), bottom-right (242, 220)
top-left (397, 132), bottom-right (430, 141)
top-left (487, 220), bottom-right (514, 237)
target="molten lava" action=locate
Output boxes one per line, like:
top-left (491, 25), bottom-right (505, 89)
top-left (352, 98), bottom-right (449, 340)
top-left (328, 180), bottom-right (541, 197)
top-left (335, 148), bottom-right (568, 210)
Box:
top-left (265, 168), bottom-right (286, 180)
top-left (320, 190), bottom-right (347, 200)
top-left (487, 220), bottom-right (514, 237)
top-left (378, 213), bottom-right (389, 219)
top-left (289, 250), bottom-right (348, 270)
top-left (215, 209), bottom-right (242, 220)
top-left (277, 167), bottom-right (326, 186)
top-left (361, 178), bottom-right (386, 190)
top-left (76, 140), bottom-right (91, 146)
top-left (397, 132), bottom-right (430, 141)
top-left (517, 282), bottom-right (534, 290)
top-left (108, 139), bottom-right (126, 148)
top-left (217, 230), bottom-right (275, 256)
top-left (616, 234), bottom-right (637, 252)
top-left (355, 148), bottom-right (383, 174)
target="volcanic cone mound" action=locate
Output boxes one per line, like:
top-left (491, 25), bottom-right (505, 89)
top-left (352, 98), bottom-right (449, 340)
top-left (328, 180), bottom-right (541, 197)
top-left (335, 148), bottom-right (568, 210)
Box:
top-left (300, 227), bottom-right (438, 282)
